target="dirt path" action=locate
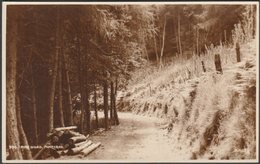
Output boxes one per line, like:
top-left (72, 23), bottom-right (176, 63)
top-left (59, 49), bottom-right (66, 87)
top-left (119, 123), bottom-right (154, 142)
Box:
top-left (84, 112), bottom-right (179, 161)
top-left (57, 112), bottom-right (183, 161)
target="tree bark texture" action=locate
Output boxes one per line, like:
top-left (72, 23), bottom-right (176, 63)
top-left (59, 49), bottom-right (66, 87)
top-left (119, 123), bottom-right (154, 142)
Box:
top-left (78, 49), bottom-right (85, 133)
top-left (103, 81), bottom-right (109, 130)
top-left (159, 15), bottom-right (167, 69)
top-left (58, 52), bottom-right (65, 127)
top-left (196, 27), bottom-right (199, 55)
top-left (48, 7), bottom-right (60, 132)
top-left (62, 52), bottom-right (73, 126)
top-left (114, 79), bottom-right (119, 125)
top-left (30, 64), bottom-right (38, 144)
top-left (110, 81), bottom-right (114, 125)
top-left (84, 60), bottom-right (91, 134)
top-left (94, 84), bottom-right (99, 129)
top-left (75, 14), bottom-right (86, 133)
top-left (178, 12), bottom-right (182, 56)
top-left (16, 96), bottom-right (33, 159)
top-left (153, 34), bottom-right (159, 65)
top-left (6, 7), bottom-right (23, 159)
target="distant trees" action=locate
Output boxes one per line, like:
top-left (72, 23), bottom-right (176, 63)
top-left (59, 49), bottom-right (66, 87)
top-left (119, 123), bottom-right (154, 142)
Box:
top-left (141, 4), bottom-right (253, 65)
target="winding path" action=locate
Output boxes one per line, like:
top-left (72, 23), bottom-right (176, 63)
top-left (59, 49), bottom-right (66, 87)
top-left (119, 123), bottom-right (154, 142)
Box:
top-left (86, 112), bottom-right (178, 161)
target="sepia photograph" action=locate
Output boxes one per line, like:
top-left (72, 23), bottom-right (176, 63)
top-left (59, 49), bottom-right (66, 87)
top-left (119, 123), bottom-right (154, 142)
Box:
top-left (2, 1), bottom-right (259, 163)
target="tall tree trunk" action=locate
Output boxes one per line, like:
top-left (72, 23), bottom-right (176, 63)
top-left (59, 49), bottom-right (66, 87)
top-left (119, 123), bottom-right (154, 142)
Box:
top-left (85, 77), bottom-right (91, 134)
top-left (159, 15), bottom-right (167, 69)
top-left (113, 78), bottom-right (119, 125)
top-left (77, 41), bottom-right (85, 133)
top-left (30, 64), bottom-right (38, 144)
top-left (153, 34), bottom-right (159, 65)
top-left (79, 70), bottom-right (85, 133)
top-left (224, 30), bottom-right (227, 43)
top-left (84, 45), bottom-right (91, 133)
top-left (196, 27), bottom-right (199, 56)
top-left (58, 52), bottom-right (65, 127)
top-left (6, 7), bottom-right (23, 159)
top-left (48, 50), bottom-right (58, 133)
top-left (175, 19), bottom-right (179, 55)
top-left (94, 83), bottom-right (98, 129)
top-left (74, 12), bottom-right (86, 133)
top-left (16, 95), bottom-right (33, 159)
top-left (63, 52), bottom-right (73, 126)
top-left (48, 7), bottom-right (60, 132)
top-left (103, 81), bottom-right (109, 130)
top-left (110, 81), bottom-right (114, 125)
top-left (142, 30), bottom-right (149, 61)
top-left (178, 12), bottom-right (182, 56)
top-left (57, 7), bottom-right (64, 127)
top-left (144, 43), bottom-right (149, 61)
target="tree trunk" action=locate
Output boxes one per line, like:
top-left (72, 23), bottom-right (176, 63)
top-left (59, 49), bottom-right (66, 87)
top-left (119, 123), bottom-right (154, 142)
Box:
top-left (68, 141), bottom-right (92, 155)
top-left (74, 13), bottom-right (86, 133)
top-left (73, 140), bottom-right (90, 147)
top-left (85, 82), bottom-right (91, 134)
top-left (58, 52), bottom-right (65, 127)
top-left (16, 95), bottom-right (33, 159)
top-left (78, 50), bottom-right (85, 133)
top-left (57, 7), bottom-right (64, 127)
top-left (48, 7), bottom-right (60, 132)
top-left (196, 27), bottom-right (199, 56)
top-left (48, 51), bottom-right (58, 132)
top-left (153, 34), bottom-right (159, 65)
top-left (76, 35), bottom-right (86, 133)
top-left (142, 30), bottom-right (149, 61)
top-left (113, 98), bottom-right (119, 125)
top-left (175, 19), bottom-right (179, 55)
top-left (6, 8), bottom-right (23, 159)
top-left (84, 58), bottom-right (91, 134)
top-left (178, 12), bottom-right (182, 56)
top-left (80, 142), bottom-right (101, 156)
top-left (103, 81), bottom-right (109, 130)
top-left (159, 15), bottom-right (167, 69)
top-left (224, 30), bottom-right (227, 43)
top-left (68, 135), bottom-right (87, 145)
top-left (30, 64), bottom-right (38, 144)
top-left (110, 81), bottom-right (114, 125)
top-left (54, 126), bottom-right (77, 132)
top-left (94, 83), bottom-right (99, 129)
top-left (60, 11), bottom-right (73, 126)
top-left (114, 78), bottom-right (119, 125)
top-left (62, 52), bottom-right (73, 126)
top-left (144, 43), bottom-right (149, 61)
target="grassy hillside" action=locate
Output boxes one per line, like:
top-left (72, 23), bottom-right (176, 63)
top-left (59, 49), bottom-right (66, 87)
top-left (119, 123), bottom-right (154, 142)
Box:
top-left (118, 39), bottom-right (257, 159)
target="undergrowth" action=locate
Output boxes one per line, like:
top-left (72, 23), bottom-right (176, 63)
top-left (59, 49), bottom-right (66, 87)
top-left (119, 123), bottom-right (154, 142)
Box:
top-left (118, 38), bottom-right (256, 159)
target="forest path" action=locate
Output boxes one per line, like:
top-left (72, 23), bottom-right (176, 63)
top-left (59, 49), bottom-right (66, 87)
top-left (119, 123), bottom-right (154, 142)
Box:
top-left (84, 112), bottom-right (178, 161)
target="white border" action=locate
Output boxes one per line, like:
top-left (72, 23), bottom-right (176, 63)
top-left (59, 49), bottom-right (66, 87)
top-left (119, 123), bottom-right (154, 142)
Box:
top-left (2, 2), bottom-right (7, 163)
top-left (2, 1), bottom-right (259, 163)
top-left (2, 1), bottom-right (260, 5)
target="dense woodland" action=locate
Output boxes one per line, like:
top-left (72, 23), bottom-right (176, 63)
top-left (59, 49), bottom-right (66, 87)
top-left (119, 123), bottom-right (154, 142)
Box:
top-left (6, 4), bottom-right (256, 160)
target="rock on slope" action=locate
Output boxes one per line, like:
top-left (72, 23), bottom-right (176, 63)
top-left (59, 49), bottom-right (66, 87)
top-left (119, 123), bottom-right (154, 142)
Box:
top-left (118, 39), bottom-right (256, 160)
